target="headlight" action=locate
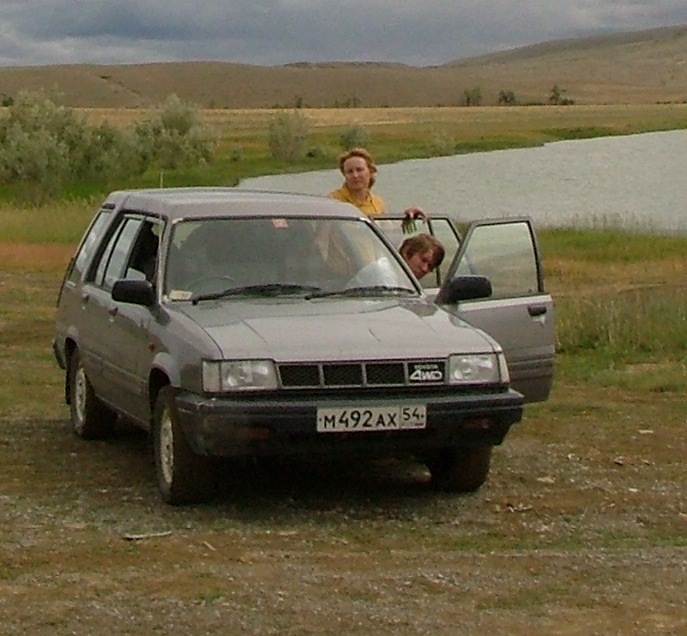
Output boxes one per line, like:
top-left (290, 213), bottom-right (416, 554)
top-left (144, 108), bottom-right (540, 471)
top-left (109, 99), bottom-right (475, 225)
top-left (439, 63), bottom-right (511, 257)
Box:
top-left (202, 360), bottom-right (278, 392)
top-left (448, 352), bottom-right (509, 385)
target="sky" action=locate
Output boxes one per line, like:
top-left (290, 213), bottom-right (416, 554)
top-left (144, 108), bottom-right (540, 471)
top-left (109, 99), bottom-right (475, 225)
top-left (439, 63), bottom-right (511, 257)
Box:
top-left (1, 1), bottom-right (686, 68)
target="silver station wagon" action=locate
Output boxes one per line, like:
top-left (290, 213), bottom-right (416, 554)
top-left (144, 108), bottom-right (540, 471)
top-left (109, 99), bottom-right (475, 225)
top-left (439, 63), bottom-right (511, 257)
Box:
top-left (53, 188), bottom-right (555, 504)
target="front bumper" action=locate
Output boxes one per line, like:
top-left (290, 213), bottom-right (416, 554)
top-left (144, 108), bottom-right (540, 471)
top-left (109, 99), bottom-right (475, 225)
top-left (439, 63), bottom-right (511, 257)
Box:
top-left (175, 388), bottom-right (524, 460)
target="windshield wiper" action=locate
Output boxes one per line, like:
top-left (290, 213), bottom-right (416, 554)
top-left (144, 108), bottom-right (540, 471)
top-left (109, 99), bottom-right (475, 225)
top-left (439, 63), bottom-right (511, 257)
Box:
top-left (306, 285), bottom-right (417, 299)
top-left (192, 283), bottom-right (323, 304)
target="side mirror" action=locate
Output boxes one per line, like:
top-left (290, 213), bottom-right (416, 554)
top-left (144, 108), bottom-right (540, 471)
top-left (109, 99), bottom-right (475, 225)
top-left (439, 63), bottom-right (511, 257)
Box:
top-left (435, 275), bottom-right (492, 304)
top-left (111, 279), bottom-right (156, 307)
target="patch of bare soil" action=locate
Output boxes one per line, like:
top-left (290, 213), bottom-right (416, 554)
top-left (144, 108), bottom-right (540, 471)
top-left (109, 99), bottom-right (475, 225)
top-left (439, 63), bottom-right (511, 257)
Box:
top-left (0, 242), bottom-right (74, 270)
top-left (1, 377), bottom-right (686, 635)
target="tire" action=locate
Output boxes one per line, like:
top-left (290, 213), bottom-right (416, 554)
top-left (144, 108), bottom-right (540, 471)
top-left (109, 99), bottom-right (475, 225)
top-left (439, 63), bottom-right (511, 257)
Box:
top-left (152, 386), bottom-right (216, 505)
top-left (427, 446), bottom-right (493, 493)
top-left (68, 349), bottom-right (117, 439)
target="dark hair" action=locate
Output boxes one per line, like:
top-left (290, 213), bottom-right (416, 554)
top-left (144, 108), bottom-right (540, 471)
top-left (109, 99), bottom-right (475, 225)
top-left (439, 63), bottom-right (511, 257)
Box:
top-left (337, 147), bottom-right (378, 188)
top-left (399, 233), bottom-right (445, 269)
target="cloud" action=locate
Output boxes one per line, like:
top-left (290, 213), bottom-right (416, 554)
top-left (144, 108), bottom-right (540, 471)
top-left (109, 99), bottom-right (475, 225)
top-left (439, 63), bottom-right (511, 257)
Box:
top-left (0, 0), bottom-right (685, 67)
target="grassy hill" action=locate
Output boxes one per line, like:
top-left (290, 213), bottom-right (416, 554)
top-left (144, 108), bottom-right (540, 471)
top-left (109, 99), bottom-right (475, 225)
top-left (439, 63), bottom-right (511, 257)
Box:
top-left (0, 25), bottom-right (685, 108)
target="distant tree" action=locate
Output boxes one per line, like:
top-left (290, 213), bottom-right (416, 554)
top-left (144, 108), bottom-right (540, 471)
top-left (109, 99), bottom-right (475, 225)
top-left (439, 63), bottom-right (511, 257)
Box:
top-left (336, 94), bottom-right (361, 108)
top-left (463, 87), bottom-right (482, 107)
top-left (549, 84), bottom-right (575, 106)
top-left (497, 90), bottom-right (517, 105)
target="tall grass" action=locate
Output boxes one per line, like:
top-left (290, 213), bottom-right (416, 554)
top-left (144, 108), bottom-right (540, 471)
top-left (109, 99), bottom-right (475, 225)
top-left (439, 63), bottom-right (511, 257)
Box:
top-left (540, 227), bottom-right (687, 366)
top-left (556, 286), bottom-right (687, 356)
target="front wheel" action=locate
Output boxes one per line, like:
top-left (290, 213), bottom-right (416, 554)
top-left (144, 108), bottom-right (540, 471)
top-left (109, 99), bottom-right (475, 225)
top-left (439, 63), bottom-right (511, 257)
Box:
top-left (427, 446), bottom-right (493, 493)
top-left (68, 349), bottom-right (117, 439)
top-left (152, 386), bottom-right (216, 505)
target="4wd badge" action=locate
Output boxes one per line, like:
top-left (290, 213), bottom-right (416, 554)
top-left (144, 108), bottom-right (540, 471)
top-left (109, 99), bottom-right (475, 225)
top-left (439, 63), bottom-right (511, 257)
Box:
top-left (409, 362), bottom-right (444, 383)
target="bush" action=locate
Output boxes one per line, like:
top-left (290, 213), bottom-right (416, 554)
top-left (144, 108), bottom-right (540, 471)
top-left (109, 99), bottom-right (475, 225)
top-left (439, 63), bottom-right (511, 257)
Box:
top-left (132, 94), bottom-right (217, 170)
top-left (0, 92), bottom-right (217, 202)
top-left (339, 125), bottom-right (370, 150)
top-left (549, 85), bottom-right (576, 106)
top-left (463, 87), bottom-right (482, 107)
top-left (0, 93), bottom-right (94, 202)
top-left (498, 90), bottom-right (517, 105)
top-left (268, 110), bottom-right (311, 162)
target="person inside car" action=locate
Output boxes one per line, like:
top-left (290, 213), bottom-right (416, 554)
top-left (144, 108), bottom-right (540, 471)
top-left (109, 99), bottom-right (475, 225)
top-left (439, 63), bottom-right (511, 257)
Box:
top-left (399, 233), bottom-right (445, 281)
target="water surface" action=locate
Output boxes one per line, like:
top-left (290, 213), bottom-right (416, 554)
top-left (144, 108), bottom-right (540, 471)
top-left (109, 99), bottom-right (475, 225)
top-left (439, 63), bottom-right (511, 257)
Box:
top-left (239, 130), bottom-right (687, 233)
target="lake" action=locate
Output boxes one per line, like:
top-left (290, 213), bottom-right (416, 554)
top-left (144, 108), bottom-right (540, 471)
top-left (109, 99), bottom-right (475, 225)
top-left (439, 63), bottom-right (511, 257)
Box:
top-left (238, 130), bottom-right (687, 234)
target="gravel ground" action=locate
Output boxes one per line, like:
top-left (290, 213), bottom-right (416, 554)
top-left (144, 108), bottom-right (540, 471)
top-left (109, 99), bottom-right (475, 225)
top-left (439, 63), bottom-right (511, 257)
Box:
top-left (2, 377), bottom-right (687, 635)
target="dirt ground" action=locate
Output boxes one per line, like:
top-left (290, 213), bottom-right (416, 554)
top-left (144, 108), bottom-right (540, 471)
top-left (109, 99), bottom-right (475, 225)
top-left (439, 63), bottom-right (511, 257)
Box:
top-left (2, 376), bottom-right (686, 635)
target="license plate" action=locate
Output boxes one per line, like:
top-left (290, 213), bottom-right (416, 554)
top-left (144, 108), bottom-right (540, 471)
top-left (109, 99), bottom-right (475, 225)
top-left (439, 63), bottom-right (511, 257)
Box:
top-left (317, 405), bottom-right (426, 433)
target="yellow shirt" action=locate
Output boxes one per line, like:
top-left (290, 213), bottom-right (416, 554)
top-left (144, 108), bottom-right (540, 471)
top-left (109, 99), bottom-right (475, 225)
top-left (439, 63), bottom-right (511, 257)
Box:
top-left (329, 185), bottom-right (386, 217)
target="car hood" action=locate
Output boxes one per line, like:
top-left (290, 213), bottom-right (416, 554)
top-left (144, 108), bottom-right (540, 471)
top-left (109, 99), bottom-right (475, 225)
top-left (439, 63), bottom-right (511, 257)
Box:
top-left (174, 298), bottom-right (497, 360)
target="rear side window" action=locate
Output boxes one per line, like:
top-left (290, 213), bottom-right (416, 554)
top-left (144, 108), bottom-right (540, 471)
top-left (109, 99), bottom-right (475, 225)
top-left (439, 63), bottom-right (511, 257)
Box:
top-left (68, 209), bottom-right (113, 283)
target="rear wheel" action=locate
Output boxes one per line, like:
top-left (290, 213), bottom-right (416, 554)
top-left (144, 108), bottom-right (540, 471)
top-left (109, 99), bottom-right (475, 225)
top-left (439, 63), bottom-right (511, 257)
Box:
top-left (152, 386), bottom-right (216, 505)
top-left (68, 349), bottom-right (117, 439)
top-left (427, 446), bottom-right (493, 493)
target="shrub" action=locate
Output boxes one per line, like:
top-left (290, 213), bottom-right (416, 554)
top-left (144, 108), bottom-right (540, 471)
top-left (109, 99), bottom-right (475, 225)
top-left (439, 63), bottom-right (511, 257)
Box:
top-left (132, 94), bottom-right (217, 170)
top-left (339, 125), bottom-right (370, 150)
top-left (498, 90), bottom-right (517, 105)
top-left (0, 92), bottom-right (91, 202)
top-left (268, 110), bottom-right (311, 162)
top-left (463, 87), bottom-right (482, 107)
top-left (549, 85), bottom-right (576, 106)
top-left (0, 92), bottom-right (217, 202)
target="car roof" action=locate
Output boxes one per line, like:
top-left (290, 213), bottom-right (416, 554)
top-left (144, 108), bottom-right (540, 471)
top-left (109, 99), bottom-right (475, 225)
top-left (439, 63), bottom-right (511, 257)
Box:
top-left (104, 187), bottom-right (365, 222)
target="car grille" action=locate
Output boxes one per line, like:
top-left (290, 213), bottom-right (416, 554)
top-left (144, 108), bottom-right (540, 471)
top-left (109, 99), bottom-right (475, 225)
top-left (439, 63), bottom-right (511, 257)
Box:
top-left (278, 360), bottom-right (445, 388)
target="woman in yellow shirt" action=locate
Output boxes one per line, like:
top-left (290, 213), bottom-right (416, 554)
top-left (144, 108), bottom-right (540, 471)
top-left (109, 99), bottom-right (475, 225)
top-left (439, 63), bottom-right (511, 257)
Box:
top-left (329, 147), bottom-right (426, 221)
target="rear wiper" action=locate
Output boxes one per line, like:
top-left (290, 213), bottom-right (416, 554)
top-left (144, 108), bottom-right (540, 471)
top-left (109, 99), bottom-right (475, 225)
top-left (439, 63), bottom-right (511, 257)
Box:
top-left (193, 284), bottom-right (323, 304)
top-left (306, 286), bottom-right (417, 299)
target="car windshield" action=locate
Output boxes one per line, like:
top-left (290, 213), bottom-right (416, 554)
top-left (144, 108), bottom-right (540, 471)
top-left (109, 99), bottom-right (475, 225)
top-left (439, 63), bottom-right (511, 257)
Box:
top-left (163, 216), bottom-right (417, 301)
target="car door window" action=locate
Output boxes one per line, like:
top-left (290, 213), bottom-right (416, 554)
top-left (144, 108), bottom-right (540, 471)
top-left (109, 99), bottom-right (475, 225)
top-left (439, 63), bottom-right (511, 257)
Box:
top-left (428, 218), bottom-right (461, 287)
top-left (453, 221), bottom-right (541, 298)
top-left (126, 220), bottom-right (161, 283)
top-left (91, 217), bottom-right (144, 290)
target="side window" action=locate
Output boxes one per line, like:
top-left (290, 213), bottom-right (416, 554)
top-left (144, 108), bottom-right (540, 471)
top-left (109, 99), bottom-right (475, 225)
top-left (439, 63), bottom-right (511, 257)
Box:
top-left (126, 220), bottom-right (161, 283)
top-left (429, 219), bottom-right (461, 287)
top-left (92, 217), bottom-right (144, 291)
top-left (68, 209), bottom-right (113, 283)
top-left (454, 221), bottom-right (540, 298)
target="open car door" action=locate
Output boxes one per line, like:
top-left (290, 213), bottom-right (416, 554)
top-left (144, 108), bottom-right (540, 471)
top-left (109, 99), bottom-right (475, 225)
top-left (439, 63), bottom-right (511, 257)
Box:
top-left (437, 217), bottom-right (555, 403)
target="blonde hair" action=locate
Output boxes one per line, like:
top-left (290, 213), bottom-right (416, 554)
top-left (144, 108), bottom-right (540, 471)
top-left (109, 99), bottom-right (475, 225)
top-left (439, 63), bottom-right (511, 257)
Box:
top-left (338, 147), bottom-right (377, 188)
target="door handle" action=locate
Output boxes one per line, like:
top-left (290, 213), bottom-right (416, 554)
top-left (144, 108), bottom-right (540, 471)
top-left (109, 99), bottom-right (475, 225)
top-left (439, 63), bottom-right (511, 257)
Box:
top-left (527, 304), bottom-right (547, 317)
